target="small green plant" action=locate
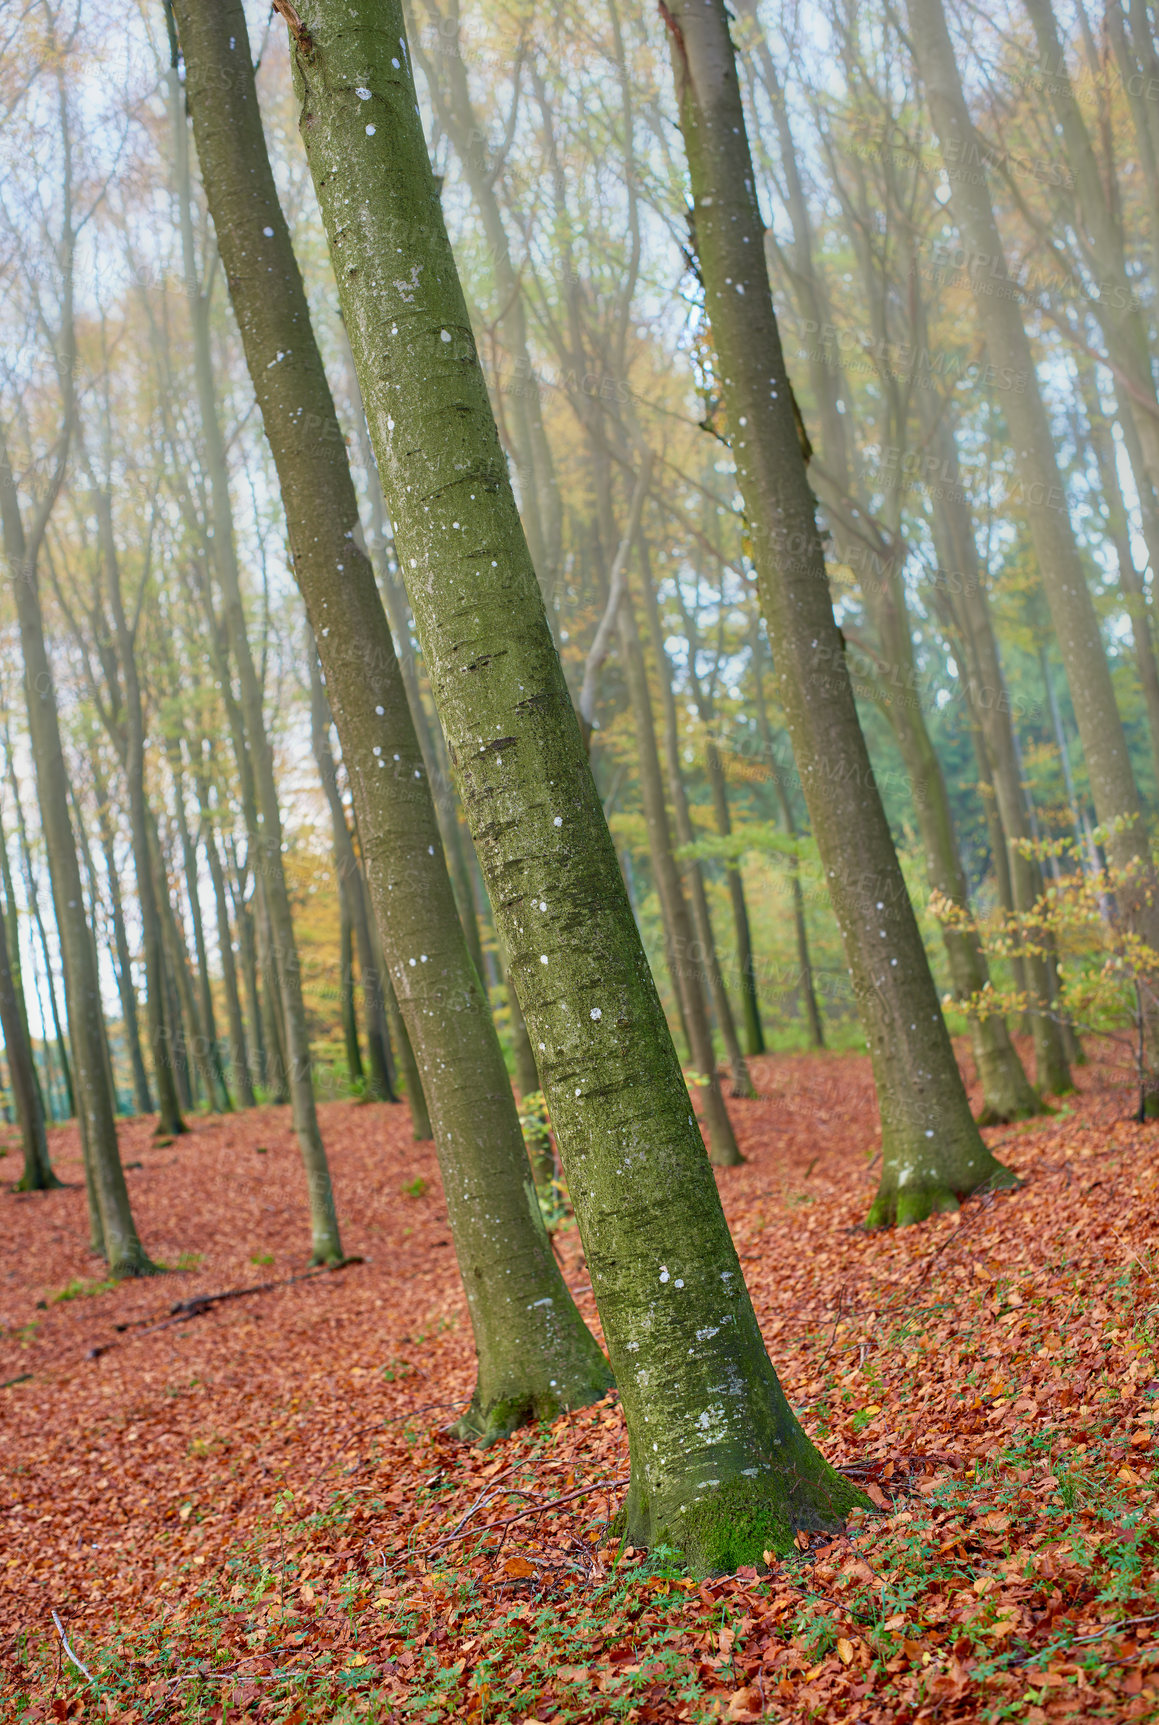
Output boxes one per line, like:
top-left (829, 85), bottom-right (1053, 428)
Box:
top-left (402, 1176), bottom-right (427, 1200)
top-left (46, 1276), bottom-right (117, 1304)
top-left (519, 1091), bottom-right (571, 1229)
top-left (250, 1251), bottom-right (275, 1267)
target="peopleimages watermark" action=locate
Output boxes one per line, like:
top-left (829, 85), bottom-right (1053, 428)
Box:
top-left (789, 317), bottom-right (1029, 395)
top-left (843, 123), bottom-right (1073, 191)
top-left (916, 239), bottom-right (1144, 314)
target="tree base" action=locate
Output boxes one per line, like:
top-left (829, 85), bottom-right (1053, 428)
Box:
top-left (110, 1252), bottom-right (160, 1279)
top-left (974, 1091), bottom-right (1046, 1128)
top-left (627, 1457), bottom-right (869, 1576)
top-left (867, 1162), bottom-right (1019, 1230)
top-left (451, 1365), bottom-right (614, 1448)
top-left (16, 1170), bottom-right (64, 1192)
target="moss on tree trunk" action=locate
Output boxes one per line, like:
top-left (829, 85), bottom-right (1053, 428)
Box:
top-left (284, 0), bottom-right (865, 1565)
top-left (174, 0), bottom-right (610, 1439)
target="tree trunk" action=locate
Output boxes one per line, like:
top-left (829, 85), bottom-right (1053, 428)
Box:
top-left (663, 0), bottom-right (1013, 1223)
top-left (410, 0), bottom-right (564, 611)
top-left (906, 0), bottom-right (1159, 1102)
top-left (169, 23), bottom-right (342, 1259)
top-left (7, 757), bottom-right (75, 1119)
top-left (194, 773), bottom-right (257, 1107)
top-left (167, 746), bottom-right (232, 1110)
top-left (1075, 358), bottom-right (1159, 797)
top-left (0, 434), bottom-right (150, 1274)
top-left (619, 590), bottom-right (743, 1163)
top-left (638, 548), bottom-right (754, 1097)
top-left (338, 894), bottom-right (362, 1088)
top-left (308, 656), bottom-right (397, 1105)
top-left (920, 411), bottom-right (1071, 1093)
top-left (97, 486), bottom-right (188, 1137)
top-left (255, 884), bottom-right (289, 1106)
top-left (0, 808), bottom-right (56, 1189)
top-left (90, 754), bottom-right (153, 1115)
top-left (749, 622), bottom-right (825, 1048)
top-left (289, 0), bottom-right (866, 1566)
top-left (174, 0), bottom-right (612, 1438)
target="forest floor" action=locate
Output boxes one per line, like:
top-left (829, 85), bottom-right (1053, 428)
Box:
top-left (2, 1043), bottom-right (1158, 1724)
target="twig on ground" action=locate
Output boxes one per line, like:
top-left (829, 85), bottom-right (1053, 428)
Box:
top-left (420, 1476), bottom-right (630, 1559)
top-left (87, 1258), bottom-right (366, 1359)
top-left (51, 1611), bottom-right (96, 1686)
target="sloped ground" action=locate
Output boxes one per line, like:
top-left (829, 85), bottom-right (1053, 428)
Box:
top-left (2, 1042), bottom-right (1157, 1722)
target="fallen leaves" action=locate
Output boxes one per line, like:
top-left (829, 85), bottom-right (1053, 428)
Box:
top-left (1, 1047), bottom-right (1158, 1724)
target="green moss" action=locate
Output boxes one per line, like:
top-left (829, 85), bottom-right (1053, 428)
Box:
top-left (661, 1468), bottom-right (869, 1576)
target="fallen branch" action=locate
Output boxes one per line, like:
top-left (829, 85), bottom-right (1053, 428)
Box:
top-left (420, 1476), bottom-right (630, 1559)
top-left (51, 1611), bottom-right (96, 1686)
top-left (87, 1257), bottom-right (366, 1358)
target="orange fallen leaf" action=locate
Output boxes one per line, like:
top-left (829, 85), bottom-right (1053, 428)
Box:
top-left (836, 1636), bottom-right (855, 1664)
top-left (501, 1555), bottom-right (536, 1579)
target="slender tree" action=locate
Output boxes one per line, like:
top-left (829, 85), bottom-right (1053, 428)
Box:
top-left (660, 0), bottom-right (1015, 1222)
top-left (287, 0), bottom-right (865, 1566)
top-left (172, 0), bottom-right (612, 1440)
top-left (166, 7), bottom-right (342, 1256)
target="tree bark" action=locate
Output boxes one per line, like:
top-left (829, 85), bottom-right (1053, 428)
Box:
top-left (662, 0), bottom-right (1014, 1223)
top-left (168, 26), bottom-right (341, 1257)
top-left (289, 0), bottom-right (866, 1566)
top-left (174, 0), bottom-right (611, 1438)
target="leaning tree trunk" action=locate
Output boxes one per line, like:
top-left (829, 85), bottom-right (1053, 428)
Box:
top-left (661, 0), bottom-right (1014, 1225)
top-left (288, 0), bottom-right (866, 1568)
top-left (0, 437), bottom-right (149, 1273)
top-left (308, 655), bottom-right (397, 1105)
top-left (168, 26), bottom-right (342, 1258)
top-left (0, 821), bottom-right (56, 1190)
top-left (90, 753), bottom-right (153, 1115)
top-left (906, 0), bottom-right (1159, 1104)
top-left (99, 488), bottom-right (188, 1137)
top-left (619, 589), bottom-right (743, 1165)
top-left (173, 0), bottom-right (612, 1440)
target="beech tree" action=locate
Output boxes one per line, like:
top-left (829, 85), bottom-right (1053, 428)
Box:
top-left (172, 0), bottom-right (612, 1441)
top-left (285, 0), bottom-right (865, 1568)
top-left (658, 0), bottom-right (1016, 1223)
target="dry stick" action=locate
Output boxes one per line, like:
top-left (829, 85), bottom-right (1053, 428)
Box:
top-left (82, 1257), bottom-right (367, 1361)
top-left (421, 1476), bottom-right (630, 1558)
top-left (51, 1611), bottom-right (96, 1686)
